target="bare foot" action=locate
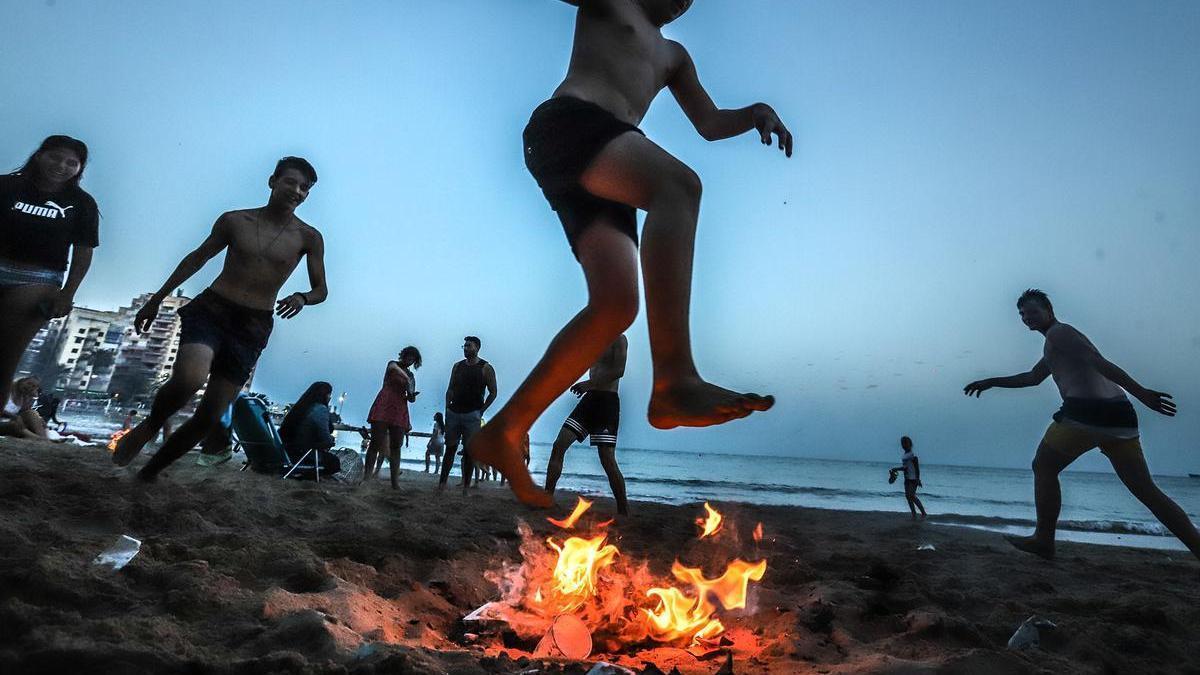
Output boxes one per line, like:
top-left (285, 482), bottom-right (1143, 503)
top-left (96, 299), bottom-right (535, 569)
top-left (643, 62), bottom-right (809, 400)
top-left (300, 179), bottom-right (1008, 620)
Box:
top-left (1006, 534), bottom-right (1055, 560)
top-left (648, 379), bottom-right (774, 430)
top-left (466, 423), bottom-right (553, 508)
top-left (112, 422), bottom-right (158, 467)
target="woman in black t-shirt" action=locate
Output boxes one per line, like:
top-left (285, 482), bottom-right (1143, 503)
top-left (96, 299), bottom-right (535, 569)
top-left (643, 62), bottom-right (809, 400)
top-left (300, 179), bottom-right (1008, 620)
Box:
top-left (0, 135), bottom-right (100, 409)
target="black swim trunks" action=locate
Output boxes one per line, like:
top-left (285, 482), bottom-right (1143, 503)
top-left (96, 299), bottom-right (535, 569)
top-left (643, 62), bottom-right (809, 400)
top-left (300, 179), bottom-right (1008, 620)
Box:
top-left (563, 390), bottom-right (620, 447)
top-left (178, 289), bottom-right (273, 386)
top-left (523, 97), bottom-right (645, 258)
top-left (1052, 397), bottom-right (1138, 430)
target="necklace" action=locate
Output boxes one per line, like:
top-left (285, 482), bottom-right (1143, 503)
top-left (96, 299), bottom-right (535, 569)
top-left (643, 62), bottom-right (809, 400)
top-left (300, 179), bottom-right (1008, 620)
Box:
top-left (254, 209), bottom-right (289, 260)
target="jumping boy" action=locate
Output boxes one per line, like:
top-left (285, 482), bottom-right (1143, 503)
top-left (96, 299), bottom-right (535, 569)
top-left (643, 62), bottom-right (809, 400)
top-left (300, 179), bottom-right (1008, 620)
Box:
top-left (469, 0), bottom-right (791, 506)
top-left (112, 157), bottom-right (328, 480)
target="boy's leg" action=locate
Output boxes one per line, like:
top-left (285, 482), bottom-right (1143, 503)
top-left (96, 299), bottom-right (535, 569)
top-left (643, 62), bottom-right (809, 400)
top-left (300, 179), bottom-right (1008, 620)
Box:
top-left (137, 375), bottom-right (241, 480)
top-left (544, 426), bottom-right (577, 494)
top-left (438, 413), bottom-right (463, 487)
top-left (0, 284), bottom-right (58, 407)
top-left (1106, 444), bottom-right (1200, 560)
top-left (365, 422), bottom-right (387, 479)
top-left (1007, 426), bottom-right (1089, 559)
top-left (467, 223), bottom-right (639, 507)
top-left (596, 443), bottom-right (628, 516)
top-left (388, 424), bottom-right (403, 489)
top-left (578, 132), bottom-right (773, 429)
top-left (113, 343), bottom-right (214, 466)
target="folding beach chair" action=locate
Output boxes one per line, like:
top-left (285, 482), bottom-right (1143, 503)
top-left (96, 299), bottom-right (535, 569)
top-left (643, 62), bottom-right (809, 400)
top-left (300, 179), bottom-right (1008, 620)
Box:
top-left (230, 394), bottom-right (325, 481)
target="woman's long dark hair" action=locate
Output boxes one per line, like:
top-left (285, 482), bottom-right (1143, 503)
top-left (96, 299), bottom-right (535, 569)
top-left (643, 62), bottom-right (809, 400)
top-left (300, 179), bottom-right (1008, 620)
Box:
top-left (278, 381), bottom-right (333, 441)
top-left (12, 135), bottom-right (90, 189)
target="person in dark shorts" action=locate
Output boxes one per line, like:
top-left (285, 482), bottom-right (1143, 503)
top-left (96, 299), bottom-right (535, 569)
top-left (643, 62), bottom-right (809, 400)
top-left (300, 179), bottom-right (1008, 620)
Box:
top-left (890, 436), bottom-right (926, 521)
top-left (467, 0), bottom-right (789, 507)
top-left (438, 336), bottom-right (497, 491)
top-left (965, 289), bottom-right (1199, 561)
top-left (545, 335), bottom-right (629, 515)
top-left (0, 135), bottom-right (99, 410)
top-left (112, 157), bottom-right (328, 480)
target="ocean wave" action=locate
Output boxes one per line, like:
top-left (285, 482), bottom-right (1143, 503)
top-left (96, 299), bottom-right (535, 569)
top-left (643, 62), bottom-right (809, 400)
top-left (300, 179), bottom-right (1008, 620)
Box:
top-left (932, 513), bottom-right (1170, 537)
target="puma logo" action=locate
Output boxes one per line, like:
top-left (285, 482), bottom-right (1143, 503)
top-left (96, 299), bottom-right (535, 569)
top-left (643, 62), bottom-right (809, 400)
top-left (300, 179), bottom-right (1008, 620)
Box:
top-left (12, 200), bottom-right (75, 219)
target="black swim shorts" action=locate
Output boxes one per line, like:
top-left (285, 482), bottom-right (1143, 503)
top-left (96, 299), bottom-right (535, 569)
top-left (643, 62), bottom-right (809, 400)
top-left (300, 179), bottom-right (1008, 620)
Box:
top-left (523, 96), bottom-right (645, 258)
top-left (563, 390), bottom-right (620, 447)
top-left (178, 289), bottom-right (273, 386)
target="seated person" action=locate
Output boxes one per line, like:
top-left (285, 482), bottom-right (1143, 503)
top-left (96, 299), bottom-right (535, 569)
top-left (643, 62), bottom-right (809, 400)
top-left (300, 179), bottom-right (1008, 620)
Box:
top-left (277, 381), bottom-right (341, 475)
top-left (1, 377), bottom-right (52, 440)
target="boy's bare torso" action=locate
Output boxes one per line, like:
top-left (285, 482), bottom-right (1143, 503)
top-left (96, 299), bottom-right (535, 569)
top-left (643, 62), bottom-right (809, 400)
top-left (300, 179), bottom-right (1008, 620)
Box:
top-left (1043, 323), bottom-right (1125, 401)
top-left (554, 0), bottom-right (685, 125)
top-left (209, 208), bottom-right (317, 311)
top-left (588, 336), bottom-right (627, 392)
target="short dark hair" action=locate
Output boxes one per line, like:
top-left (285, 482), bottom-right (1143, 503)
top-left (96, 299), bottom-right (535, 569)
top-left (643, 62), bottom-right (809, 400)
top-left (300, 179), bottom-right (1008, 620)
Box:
top-left (901, 436), bottom-right (913, 449)
top-left (400, 345), bottom-right (422, 369)
top-left (14, 135), bottom-right (90, 189)
top-left (272, 156), bottom-right (317, 186)
top-left (464, 336), bottom-right (481, 348)
top-left (1017, 288), bottom-right (1053, 312)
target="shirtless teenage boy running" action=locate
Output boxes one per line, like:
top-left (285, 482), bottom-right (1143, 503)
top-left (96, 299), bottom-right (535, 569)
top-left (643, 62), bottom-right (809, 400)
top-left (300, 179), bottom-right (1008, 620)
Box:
top-left (964, 289), bottom-right (1200, 561)
top-left (469, 0), bottom-right (791, 506)
top-left (545, 334), bottom-right (630, 515)
top-left (112, 157), bottom-right (328, 479)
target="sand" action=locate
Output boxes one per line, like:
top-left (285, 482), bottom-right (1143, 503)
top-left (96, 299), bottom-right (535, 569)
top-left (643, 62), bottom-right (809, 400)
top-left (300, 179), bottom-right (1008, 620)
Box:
top-left (1, 437), bottom-right (1198, 674)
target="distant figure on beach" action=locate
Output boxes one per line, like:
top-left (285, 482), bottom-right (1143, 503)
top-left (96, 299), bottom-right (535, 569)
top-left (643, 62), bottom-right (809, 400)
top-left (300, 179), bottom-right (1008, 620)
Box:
top-left (36, 393), bottom-right (63, 431)
top-left (122, 409), bottom-right (138, 430)
top-left (500, 433), bottom-right (532, 486)
top-left (1, 377), bottom-right (51, 440)
top-left (425, 412), bottom-right (445, 474)
top-left (365, 345), bottom-right (421, 489)
top-left (965, 289), bottom-right (1200, 561)
top-left (438, 336), bottom-right (497, 491)
top-left (112, 157), bottom-right (328, 480)
top-left (545, 335), bottom-right (630, 515)
top-left (278, 381), bottom-right (340, 476)
top-left (466, 0), bottom-right (789, 507)
top-left (890, 436), bottom-right (926, 521)
top-left (0, 136), bottom-right (99, 411)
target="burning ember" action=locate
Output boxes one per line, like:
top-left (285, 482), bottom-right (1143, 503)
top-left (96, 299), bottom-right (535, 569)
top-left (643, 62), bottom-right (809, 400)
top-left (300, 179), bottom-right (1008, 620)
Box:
top-left (107, 429), bottom-right (130, 452)
top-left (482, 498), bottom-right (766, 659)
top-left (695, 502), bottom-right (724, 538)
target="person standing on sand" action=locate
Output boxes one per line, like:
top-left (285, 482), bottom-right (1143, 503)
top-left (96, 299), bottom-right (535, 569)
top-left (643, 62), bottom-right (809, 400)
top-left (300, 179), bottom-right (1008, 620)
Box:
top-left (438, 336), bottom-right (497, 491)
top-left (0, 136), bottom-right (99, 411)
top-left (965, 289), bottom-right (1200, 561)
top-left (365, 346), bottom-right (421, 489)
top-left (111, 157), bottom-right (328, 480)
top-left (425, 412), bottom-right (445, 474)
top-left (466, 0), bottom-right (789, 507)
top-left (545, 334), bottom-right (630, 515)
top-left (890, 436), bottom-right (926, 521)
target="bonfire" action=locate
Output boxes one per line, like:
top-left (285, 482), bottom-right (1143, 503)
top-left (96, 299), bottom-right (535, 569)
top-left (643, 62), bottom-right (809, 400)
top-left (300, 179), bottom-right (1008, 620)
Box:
top-left (478, 498), bottom-right (766, 661)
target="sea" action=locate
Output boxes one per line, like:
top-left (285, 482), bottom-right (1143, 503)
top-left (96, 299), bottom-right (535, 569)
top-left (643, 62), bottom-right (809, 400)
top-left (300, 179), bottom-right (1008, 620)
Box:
top-left (62, 407), bottom-right (1200, 554)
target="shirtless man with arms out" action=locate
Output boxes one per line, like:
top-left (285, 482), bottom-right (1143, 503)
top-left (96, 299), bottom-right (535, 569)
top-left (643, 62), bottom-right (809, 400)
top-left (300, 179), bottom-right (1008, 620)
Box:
top-left (545, 334), bottom-right (630, 515)
top-left (965, 289), bottom-right (1199, 561)
top-left (469, 0), bottom-right (791, 507)
top-left (113, 157), bottom-right (328, 480)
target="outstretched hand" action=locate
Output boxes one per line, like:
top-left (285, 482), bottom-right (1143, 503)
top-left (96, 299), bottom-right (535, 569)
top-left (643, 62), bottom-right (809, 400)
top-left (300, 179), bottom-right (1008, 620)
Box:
top-left (1136, 389), bottom-right (1177, 417)
top-left (134, 300), bottom-right (161, 334)
top-left (275, 293), bottom-right (307, 319)
top-left (963, 379), bottom-right (993, 397)
top-left (752, 103), bottom-right (793, 157)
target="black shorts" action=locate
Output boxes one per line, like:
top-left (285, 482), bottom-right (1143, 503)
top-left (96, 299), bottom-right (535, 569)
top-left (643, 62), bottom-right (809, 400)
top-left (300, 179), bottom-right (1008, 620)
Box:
top-left (178, 289), bottom-right (273, 386)
top-left (563, 391), bottom-right (620, 447)
top-left (523, 97), bottom-right (644, 259)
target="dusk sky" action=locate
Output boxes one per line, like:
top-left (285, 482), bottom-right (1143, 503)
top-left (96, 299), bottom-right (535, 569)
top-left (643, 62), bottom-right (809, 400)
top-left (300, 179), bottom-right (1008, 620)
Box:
top-left (3, 0), bottom-right (1198, 474)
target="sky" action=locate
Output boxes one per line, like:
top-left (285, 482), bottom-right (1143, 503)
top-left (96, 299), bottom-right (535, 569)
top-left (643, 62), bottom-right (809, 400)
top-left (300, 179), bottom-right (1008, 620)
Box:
top-left (3, 0), bottom-right (1198, 474)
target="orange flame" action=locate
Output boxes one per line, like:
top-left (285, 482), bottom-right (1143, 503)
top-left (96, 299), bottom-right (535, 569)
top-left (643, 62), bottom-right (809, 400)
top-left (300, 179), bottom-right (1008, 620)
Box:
top-left (753, 522), bottom-right (764, 544)
top-left (107, 428), bottom-right (130, 452)
top-left (546, 533), bottom-right (618, 611)
top-left (642, 559), bottom-right (767, 645)
top-left (695, 502), bottom-right (723, 538)
top-left (548, 497), bottom-right (593, 530)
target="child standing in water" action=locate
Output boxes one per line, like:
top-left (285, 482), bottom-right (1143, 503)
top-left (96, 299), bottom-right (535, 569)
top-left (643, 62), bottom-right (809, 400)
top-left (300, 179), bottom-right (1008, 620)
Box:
top-left (468, 0), bottom-right (792, 506)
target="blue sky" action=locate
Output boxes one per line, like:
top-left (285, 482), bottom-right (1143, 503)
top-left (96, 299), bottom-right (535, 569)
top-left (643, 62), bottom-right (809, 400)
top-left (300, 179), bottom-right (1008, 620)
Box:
top-left (3, 0), bottom-right (1198, 473)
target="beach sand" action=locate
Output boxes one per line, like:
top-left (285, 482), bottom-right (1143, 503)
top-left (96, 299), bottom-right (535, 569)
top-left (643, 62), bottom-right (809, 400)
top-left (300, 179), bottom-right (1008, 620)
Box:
top-left (1, 438), bottom-right (1197, 674)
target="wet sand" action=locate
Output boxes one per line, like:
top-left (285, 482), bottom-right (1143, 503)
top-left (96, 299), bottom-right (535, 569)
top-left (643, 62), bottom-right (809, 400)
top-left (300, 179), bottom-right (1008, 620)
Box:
top-left (1, 438), bottom-right (1197, 674)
